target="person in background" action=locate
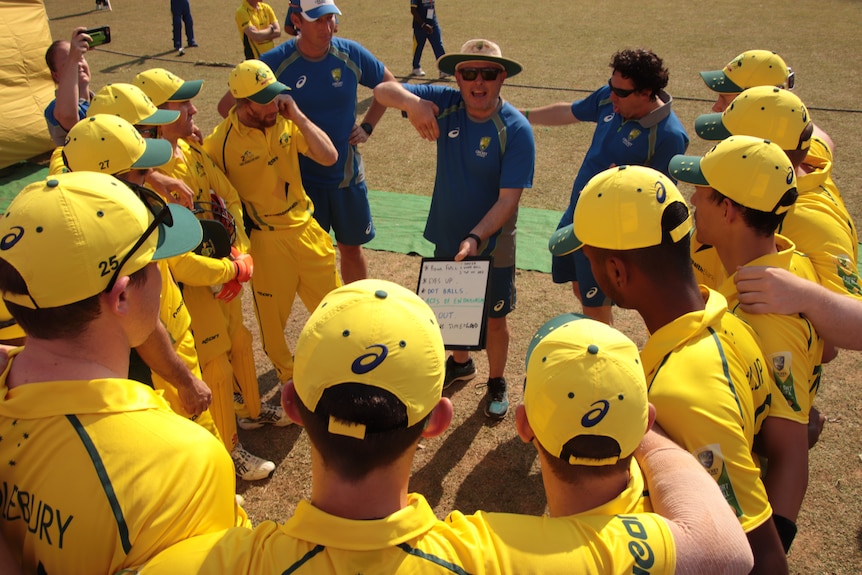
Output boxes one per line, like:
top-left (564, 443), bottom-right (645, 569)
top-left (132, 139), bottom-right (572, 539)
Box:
top-left (410, 0), bottom-right (446, 78)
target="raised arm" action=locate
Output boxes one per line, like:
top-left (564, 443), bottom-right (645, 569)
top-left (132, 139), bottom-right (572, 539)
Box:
top-left (373, 82), bottom-right (440, 141)
top-left (54, 27), bottom-right (91, 131)
top-left (520, 102), bottom-right (579, 126)
top-left (635, 428), bottom-right (754, 575)
top-left (277, 95), bottom-right (337, 166)
top-left (736, 265), bottom-right (862, 350)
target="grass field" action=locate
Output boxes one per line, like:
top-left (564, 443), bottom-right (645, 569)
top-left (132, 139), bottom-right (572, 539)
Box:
top-left (43, 0), bottom-right (862, 572)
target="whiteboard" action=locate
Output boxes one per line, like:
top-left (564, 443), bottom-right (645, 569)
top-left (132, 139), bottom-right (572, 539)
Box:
top-left (416, 257), bottom-right (492, 350)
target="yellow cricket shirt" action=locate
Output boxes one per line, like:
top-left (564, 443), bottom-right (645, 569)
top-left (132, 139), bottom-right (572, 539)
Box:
top-left (138, 492), bottom-right (675, 574)
top-left (0, 349), bottom-right (244, 573)
top-left (235, 0), bottom-right (278, 58)
top-left (640, 287), bottom-right (773, 533)
top-left (720, 236), bottom-right (825, 424)
top-left (204, 109), bottom-right (314, 233)
top-left (778, 137), bottom-right (860, 298)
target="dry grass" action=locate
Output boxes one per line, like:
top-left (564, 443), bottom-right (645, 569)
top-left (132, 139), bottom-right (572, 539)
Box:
top-left (43, 0), bottom-right (862, 572)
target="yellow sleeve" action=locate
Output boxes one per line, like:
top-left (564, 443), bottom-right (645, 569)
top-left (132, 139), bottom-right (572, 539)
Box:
top-left (168, 252), bottom-right (236, 287)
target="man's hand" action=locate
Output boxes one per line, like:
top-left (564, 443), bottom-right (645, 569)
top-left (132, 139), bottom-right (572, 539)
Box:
top-left (177, 375), bottom-right (212, 417)
top-left (454, 235), bottom-right (479, 262)
top-left (735, 266), bottom-right (807, 315)
top-left (216, 248), bottom-right (253, 302)
top-left (215, 280), bottom-right (242, 302)
top-left (422, 23), bottom-right (434, 34)
top-left (348, 123), bottom-right (370, 145)
top-left (406, 99), bottom-right (440, 141)
top-left (70, 27), bottom-right (91, 59)
top-left (276, 94), bottom-right (301, 122)
top-left (146, 171), bottom-right (196, 209)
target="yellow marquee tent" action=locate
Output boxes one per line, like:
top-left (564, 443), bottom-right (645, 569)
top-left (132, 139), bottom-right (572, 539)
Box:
top-left (0, 0), bottom-right (55, 169)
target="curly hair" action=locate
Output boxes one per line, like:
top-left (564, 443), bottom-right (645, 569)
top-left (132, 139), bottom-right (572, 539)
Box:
top-left (610, 49), bottom-right (669, 99)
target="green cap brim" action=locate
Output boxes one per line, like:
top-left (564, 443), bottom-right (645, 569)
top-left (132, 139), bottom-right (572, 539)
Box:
top-left (139, 108), bottom-right (181, 126)
top-left (699, 70), bottom-right (743, 94)
top-left (668, 155), bottom-right (710, 186)
top-left (153, 204), bottom-right (203, 260)
top-left (168, 79), bottom-right (204, 102)
top-left (694, 113), bottom-right (733, 142)
top-left (131, 138), bottom-right (172, 170)
top-left (248, 81), bottom-right (291, 104)
top-left (549, 223), bottom-right (584, 257)
top-left (437, 54), bottom-right (522, 78)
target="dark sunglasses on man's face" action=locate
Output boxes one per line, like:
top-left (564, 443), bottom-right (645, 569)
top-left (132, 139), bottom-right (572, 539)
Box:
top-left (104, 183), bottom-right (173, 292)
top-left (458, 67), bottom-right (502, 81)
top-left (607, 79), bottom-right (637, 98)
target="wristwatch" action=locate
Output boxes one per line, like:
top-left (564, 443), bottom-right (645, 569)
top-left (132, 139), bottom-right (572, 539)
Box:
top-left (360, 122), bottom-right (373, 136)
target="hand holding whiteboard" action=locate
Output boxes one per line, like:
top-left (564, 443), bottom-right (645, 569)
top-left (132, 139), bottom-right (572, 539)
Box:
top-left (416, 257), bottom-right (492, 350)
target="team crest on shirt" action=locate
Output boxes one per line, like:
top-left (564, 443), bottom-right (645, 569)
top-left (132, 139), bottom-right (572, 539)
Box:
top-left (621, 128), bottom-right (641, 148)
top-left (696, 449), bottom-right (715, 472)
top-left (770, 352), bottom-right (789, 379)
top-left (475, 136), bottom-right (491, 158)
top-left (836, 254), bottom-right (861, 294)
top-left (330, 68), bottom-right (343, 87)
top-left (239, 150), bottom-right (260, 166)
top-left (279, 133), bottom-right (292, 148)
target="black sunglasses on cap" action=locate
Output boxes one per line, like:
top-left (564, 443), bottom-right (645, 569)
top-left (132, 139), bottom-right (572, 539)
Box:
top-left (607, 79), bottom-right (637, 98)
top-left (104, 183), bottom-right (173, 291)
top-left (458, 67), bottom-right (503, 81)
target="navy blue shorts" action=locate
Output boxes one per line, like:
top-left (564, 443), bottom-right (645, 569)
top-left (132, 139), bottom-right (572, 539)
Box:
top-left (305, 180), bottom-right (375, 246)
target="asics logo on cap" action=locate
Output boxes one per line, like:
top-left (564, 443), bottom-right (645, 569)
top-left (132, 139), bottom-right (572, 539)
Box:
top-left (785, 167), bottom-right (794, 185)
top-left (581, 399), bottom-right (611, 428)
top-left (351, 344), bottom-right (388, 374)
top-left (654, 180), bottom-right (667, 203)
top-left (0, 227), bottom-right (24, 251)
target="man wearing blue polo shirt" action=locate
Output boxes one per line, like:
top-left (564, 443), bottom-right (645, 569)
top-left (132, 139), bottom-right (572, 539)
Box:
top-left (526, 49), bottom-right (689, 325)
top-left (374, 39), bottom-right (535, 420)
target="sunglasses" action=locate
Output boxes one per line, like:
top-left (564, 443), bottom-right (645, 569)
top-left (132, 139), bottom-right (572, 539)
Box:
top-left (458, 67), bottom-right (503, 81)
top-left (136, 126), bottom-right (159, 138)
top-left (607, 79), bottom-right (637, 98)
top-left (104, 183), bottom-right (172, 292)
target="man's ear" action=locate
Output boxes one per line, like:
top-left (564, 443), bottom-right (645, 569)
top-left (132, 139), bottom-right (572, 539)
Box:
top-left (606, 254), bottom-right (629, 289)
top-left (514, 404), bottom-right (535, 444)
top-left (281, 379), bottom-right (305, 427)
top-left (421, 397), bottom-right (453, 438)
top-left (105, 275), bottom-right (132, 317)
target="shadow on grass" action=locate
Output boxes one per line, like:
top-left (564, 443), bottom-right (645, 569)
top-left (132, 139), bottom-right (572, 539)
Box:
top-left (410, 405), bottom-right (486, 508)
top-left (98, 49), bottom-right (180, 74)
top-left (49, 9), bottom-right (98, 21)
top-left (454, 434), bottom-right (543, 516)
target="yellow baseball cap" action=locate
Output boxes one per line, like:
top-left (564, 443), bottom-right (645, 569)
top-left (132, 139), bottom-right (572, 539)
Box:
top-left (133, 68), bottom-right (204, 106)
top-left (294, 280), bottom-right (445, 438)
top-left (549, 165), bottom-right (692, 256)
top-left (0, 172), bottom-right (202, 309)
top-left (63, 115), bottom-right (173, 174)
top-left (228, 60), bottom-right (290, 105)
top-left (695, 87), bottom-right (811, 151)
top-left (87, 83), bottom-right (180, 125)
top-left (524, 314), bottom-right (648, 466)
top-left (670, 135), bottom-right (797, 214)
top-left (700, 50), bottom-right (791, 93)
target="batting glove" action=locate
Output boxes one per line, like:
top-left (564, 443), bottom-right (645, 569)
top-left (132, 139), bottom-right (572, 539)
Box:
top-left (215, 279), bottom-right (243, 302)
